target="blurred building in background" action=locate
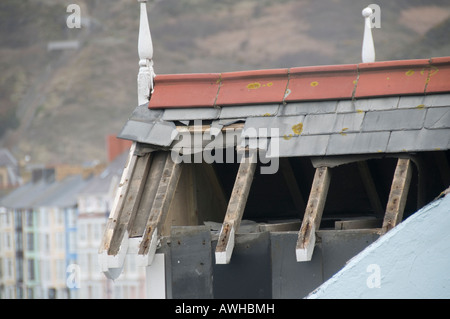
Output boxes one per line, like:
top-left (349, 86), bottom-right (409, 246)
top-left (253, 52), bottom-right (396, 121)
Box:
top-left (0, 137), bottom-right (145, 299)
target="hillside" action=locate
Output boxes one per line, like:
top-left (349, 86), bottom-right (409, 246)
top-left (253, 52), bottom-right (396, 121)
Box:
top-left (0, 0), bottom-right (449, 165)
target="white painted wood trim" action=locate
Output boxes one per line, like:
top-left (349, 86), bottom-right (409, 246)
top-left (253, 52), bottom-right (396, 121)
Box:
top-left (215, 225), bottom-right (235, 264)
top-left (362, 7), bottom-right (375, 63)
top-left (137, 0), bottom-right (155, 105)
top-left (136, 227), bottom-right (159, 267)
top-left (146, 253), bottom-right (166, 299)
top-left (99, 230), bottom-right (129, 280)
top-left (296, 225), bottom-right (316, 262)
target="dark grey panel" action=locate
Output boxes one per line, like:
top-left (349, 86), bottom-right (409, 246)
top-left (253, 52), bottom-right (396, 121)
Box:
top-left (212, 232), bottom-right (272, 299)
top-left (271, 232), bottom-right (323, 299)
top-left (170, 226), bottom-right (213, 299)
top-left (318, 229), bottom-right (380, 281)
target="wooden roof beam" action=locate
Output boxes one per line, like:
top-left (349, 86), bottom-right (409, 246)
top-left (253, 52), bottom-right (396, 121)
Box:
top-left (137, 153), bottom-right (183, 266)
top-left (381, 158), bottom-right (412, 234)
top-left (296, 166), bottom-right (331, 262)
top-left (215, 150), bottom-right (257, 264)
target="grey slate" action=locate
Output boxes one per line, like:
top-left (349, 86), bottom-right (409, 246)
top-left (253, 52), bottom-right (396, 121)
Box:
top-left (424, 93), bottom-right (450, 107)
top-left (269, 135), bottom-right (330, 157)
top-left (332, 112), bottom-right (365, 134)
top-left (117, 93), bottom-right (450, 157)
top-left (354, 96), bottom-right (399, 112)
top-left (326, 132), bottom-right (390, 155)
top-left (362, 108), bottom-right (426, 132)
top-left (387, 129), bottom-right (450, 153)
top-left (279, 100), bottom-right (337, 116)
top-left (303, 113), bottom-right (337, 135)
top-left (424, 107), bottom-right (450, 129)
top-left (143, 121), bottom-right (178, 147)
top-left (243, 115), bottom-right (305, 137)
top-left (219, 104), bottom-right (279, 119)
top-left (162, 107), bottom-right (220, 121)
top-left (398, 95), bottom-right (426, 109)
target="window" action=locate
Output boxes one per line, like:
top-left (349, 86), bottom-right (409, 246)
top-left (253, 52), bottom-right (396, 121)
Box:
top-left (40, 208), bottom-right (49, 228)
top-left (27, 259), bottom-right (35, 281)
top-left (78, 223), bottom-right (87, 244)
top-left (14, 210), bottom-right (22, 228)
top-left (69, 231), bottom-right (77, 253)
top-left (3, 232), bottom-right (12, 250)
top-left (55, 209), bottom-right (64, 227)
top-left (93, 223), bottom-right (102, 243)
top-left (26, 233), bottom-right (34, 251)
top-left (56, 232), bottom-right (65, 252)
top-left (43, 234), bottom-right (50, 253)
top-left (25, 210), bottom-right (33, 227)
top-left (4, 258), bottom-right (13, 280)
top-left (15, 231), bottom-right (23, 251)
top-left (67, 208), bottom-right (77, 228)
top-left (56, 259), bottom-right (65, 283)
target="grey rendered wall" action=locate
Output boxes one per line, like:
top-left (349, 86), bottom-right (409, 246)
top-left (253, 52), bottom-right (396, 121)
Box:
top-left (163, 225), bottom-right (380, 299)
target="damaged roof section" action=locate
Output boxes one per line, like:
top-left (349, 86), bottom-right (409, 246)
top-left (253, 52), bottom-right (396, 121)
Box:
top-left (118, 57), bottom-right (450, 157)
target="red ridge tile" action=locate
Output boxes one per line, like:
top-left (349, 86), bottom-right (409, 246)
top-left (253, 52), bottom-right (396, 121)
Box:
top-left (147, 57), bottom-right (450, 110)
top-left (355, 59), bottom-right (431, 98)
top-left (426, 57), bottom-right (450, 94)
top-left (285, 64), bottom-right (357, 102)
top-left (215, 69), bottom-right (289, 106)
top-left (148, 73), bottom-right (221, 109)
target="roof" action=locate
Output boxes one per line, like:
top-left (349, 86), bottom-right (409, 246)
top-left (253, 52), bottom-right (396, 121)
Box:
top-left (118, 57), bottom-right (450, 157)
top-left (0, 175), bottom-right (90, 210)
top-left (0, 148), bottom-right (20, 186)
top-left (78, 150), bottom-right (129, 196)
top-left (0, 148), bottom-right (18, 167)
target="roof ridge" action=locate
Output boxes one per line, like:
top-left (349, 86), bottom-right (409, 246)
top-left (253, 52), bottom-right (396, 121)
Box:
top-left (147, 57), bottom-right (450, 109)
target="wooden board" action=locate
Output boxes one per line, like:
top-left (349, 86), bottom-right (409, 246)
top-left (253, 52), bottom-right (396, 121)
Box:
top-left (108, 152), bottom-right (152, 255)
top-left (215, 150), bottom-right (257, 264)
top-left (99, 142), bottom-right (138, 254)
top-left (138, 154), bottom-right (183, 263)
top-left (128, 151), bottom-right (168, 238)
top-left (381, 158), bottom-right (412, 234)
top-left (296, 166), bottom-right (331, 262)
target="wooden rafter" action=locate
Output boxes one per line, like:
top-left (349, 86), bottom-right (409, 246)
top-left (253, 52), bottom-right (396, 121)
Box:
top-left (296, 166), bottom-right (331, 262)
top-left (215, 150), bottom-right (257, 264)
top-left (108, 152), bottom-right (152, 255)
top-left (381, 158), bottom-right (412, 234)
top-left (100, 142), bottom-right (138, 254)
top-left (138, 153), bottom-right (183, 264)
top-left (129, 151), bottom-right (168, 238)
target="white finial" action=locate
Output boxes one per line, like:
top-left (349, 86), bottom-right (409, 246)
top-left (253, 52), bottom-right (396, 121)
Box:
top-left (362, 7), bottom-right (375, 63)
top-left (137, 0), bottom-right (155, 105)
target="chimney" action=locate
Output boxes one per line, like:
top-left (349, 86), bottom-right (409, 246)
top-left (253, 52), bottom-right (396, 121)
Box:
top-left (107, 135), bottom-right (132, 162)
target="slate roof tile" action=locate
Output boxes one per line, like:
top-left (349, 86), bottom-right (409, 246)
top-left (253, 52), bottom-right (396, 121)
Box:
top-left (387, 129), bottom-right (450, 152)
top-left (279, 100), bottom-right (337, 116)
top-left (424, 107), bottom-right (450, 129)
top-left (326, 132), bottom-right (390, 155)
top-left (354, 96), bottom-right (399, 112)
top-left (361, 108), bottom-right (426, 132)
